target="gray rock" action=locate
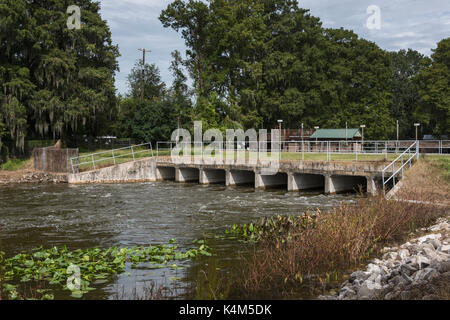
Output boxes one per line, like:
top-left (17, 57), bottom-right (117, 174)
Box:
top-left (413, 267), bottom-right (440, 281)
top-left (385, 291), bottom-right (400, 300)
top-left (401, 273), bottom-right (414, 284)
top-left (388, 275), bottom-right (401, 286)
top-left (339, 286), bottom-right (356, 299)
top-left (400, 291), bottom-right (412, 300)
top-left (349, 270), bottom-right (368, 283)
top-left (400, 263), bottom-right (417, 276)
top-left (357, 282), bottom-right (380, 299)
top-left (398, 249), bottom-right (410, 260)
top-left (422, 294), bottom-right (439, 300)
top-left (417, 233), bottom-right (441, 244)
top-left (431, 239), bottom-right (441, 250)
top-left (436, 261), bottom-right (450, 273)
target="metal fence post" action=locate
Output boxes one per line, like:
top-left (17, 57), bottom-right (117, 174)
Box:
top-left (112, 150), bottom-right (116, 165)
top-left (131, 145), bottom-right (135, 161)
top-left (302, 140), bottom-right (304, 160)
top-left (416, 141), bottom-right (419, 160)
top-left (91, 154), bottom-right (96, 170)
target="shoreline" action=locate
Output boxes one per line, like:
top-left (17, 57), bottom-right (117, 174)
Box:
top-left (0, 169), bottom-right (68, 185)
top-left (320, 216), bottom-right (450, 300)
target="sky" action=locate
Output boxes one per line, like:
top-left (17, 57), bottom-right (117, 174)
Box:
top-left (98, 0), bottom-right (450, 95)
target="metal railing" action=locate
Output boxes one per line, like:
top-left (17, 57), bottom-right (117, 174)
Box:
top-left (156, 139), bottom-right (446, 162)
top-left (70, 142), bottom-right (154, 174)
top-left (382, 141), bottom-right (419, 194)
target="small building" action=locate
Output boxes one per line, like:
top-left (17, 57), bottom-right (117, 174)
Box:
top-left (309, 128), bottom-right (362, 152)
top-left (310, 128), bottom-right (362, 141)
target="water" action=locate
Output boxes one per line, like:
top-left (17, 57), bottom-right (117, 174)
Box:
top-left (0, 182), bottom-right (356, 299)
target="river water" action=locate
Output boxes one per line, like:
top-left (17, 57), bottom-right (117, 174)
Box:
top-left (0, 182), bottom-right (356, 299)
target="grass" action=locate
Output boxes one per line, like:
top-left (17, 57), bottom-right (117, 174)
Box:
top-left (427, 155), bottom-right (450, 182)
top-left (0, 158), bottom-right (30, 171)
top-left (75, 146), bottom-right (154, 172)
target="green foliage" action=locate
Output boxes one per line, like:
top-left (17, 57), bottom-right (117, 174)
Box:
top-left (415, 38), bottom-right (450, 137)
top-left (224, 213), bottom-right (318, 243)
top-left (389, 49), bottom-right (431, 139)
top-left (160, 0), bottom-right (396, 138)
top-left (0, 0), bottom-right (119, 154)
top-left (0, 240), bottom-right (212, 300)
top-left (0, 157), bottom-right (28, 170)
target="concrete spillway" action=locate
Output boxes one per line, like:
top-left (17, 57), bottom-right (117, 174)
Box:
top-left (69, 157), bottom-right (386, 195)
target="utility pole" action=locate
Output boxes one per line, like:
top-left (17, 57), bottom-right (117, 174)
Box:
top-left (414, 123), bottom-right (420, 141)
top-left (396, 120), bottom-right (399, 141)
top-left (138, 48), bottom-right (151, 100)
top-left (345, 122), bottom-right (348, 142)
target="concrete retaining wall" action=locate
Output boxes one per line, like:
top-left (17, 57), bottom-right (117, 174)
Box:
top-left (68, 158), bottom-right (156, 184)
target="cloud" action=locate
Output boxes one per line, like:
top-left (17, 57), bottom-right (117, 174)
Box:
top-left (98, 0), bottom-right (450, 94)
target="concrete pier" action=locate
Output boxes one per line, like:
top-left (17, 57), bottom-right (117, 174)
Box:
top-left (255, 172), bottom-right (287, 189)
top-left (288, 173), bottom-right (325, 192)
top-left (200, 169), bottom-right (226, 184)
top-left (175, 167), bottom-right (199, 183)
top-left (325, 175), bottom-right (367, 194)
top-left (156, 166), bottom-right (175, 181)
top-left (226, 170), bottom-right (255, 186)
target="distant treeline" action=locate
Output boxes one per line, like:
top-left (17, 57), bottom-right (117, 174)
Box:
top-left (0, 0), bottom-right (449, 159)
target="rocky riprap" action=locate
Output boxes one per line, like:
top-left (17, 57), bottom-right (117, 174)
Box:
top-left (320, 217), bottom-right (450, 300)
top-left (0, 171), bottom-right (68, 184)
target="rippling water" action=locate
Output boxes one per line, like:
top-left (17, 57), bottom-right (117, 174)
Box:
top-left (0, 182), bottom-right (356, 299)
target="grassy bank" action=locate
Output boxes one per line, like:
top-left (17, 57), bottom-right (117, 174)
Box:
top-left (0, 158), bottom-right (30, 171)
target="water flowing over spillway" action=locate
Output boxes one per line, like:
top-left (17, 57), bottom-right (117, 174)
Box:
top-left (0, 182), bottom-right (357, 299)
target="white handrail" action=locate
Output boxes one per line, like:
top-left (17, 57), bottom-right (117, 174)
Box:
top-left (70, 142), bottom-right (153, 173)
top-left (382, 141), bottom-right (419, 194)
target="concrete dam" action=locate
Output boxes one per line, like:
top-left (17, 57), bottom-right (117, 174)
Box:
top-left (68, 157), bottom-right (386, 195)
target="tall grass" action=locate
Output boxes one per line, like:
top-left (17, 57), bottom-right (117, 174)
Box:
top-left (237, 194), bottom-right (445, 299)
top-left (0, 158), bottom-right (30, 171)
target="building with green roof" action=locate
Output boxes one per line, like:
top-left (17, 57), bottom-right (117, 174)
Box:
top-left (310, 128), bottom-right (362, 140)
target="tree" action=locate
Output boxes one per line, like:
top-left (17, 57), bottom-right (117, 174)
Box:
top-left (160, 0), bottom-right (394, 138)
top-left (168, 50), bottom-right (193, 126)
top-left (415, 38), bottom-right (450, 137)
top-left (127, 98), bottom-right (177, 143)
top-left (160, 0), bottom-right (212, 98)
top-left (127, 61), bottom-right (166, 100)
top-left (389, 49), bottom-right (431, 139)
top-left (0, 0), bottom-right (119, 154)
top-left (117, 59), bottom-right (177, 143)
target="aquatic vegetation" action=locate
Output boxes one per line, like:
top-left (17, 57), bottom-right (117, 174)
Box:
top-left (224, 213), bottom-right (318, 243)
top-left (0, 239), bottom-right (211, 300)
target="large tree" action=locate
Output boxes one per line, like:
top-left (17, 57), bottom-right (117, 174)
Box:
top-left (389, 49), bottom-right (431, 139)
top-left (415, 38), bottom-right (450, 137)
top-left (160, 0), bottom-right (394, 138)
top-left (0, 0), bottom-right (119, 155)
